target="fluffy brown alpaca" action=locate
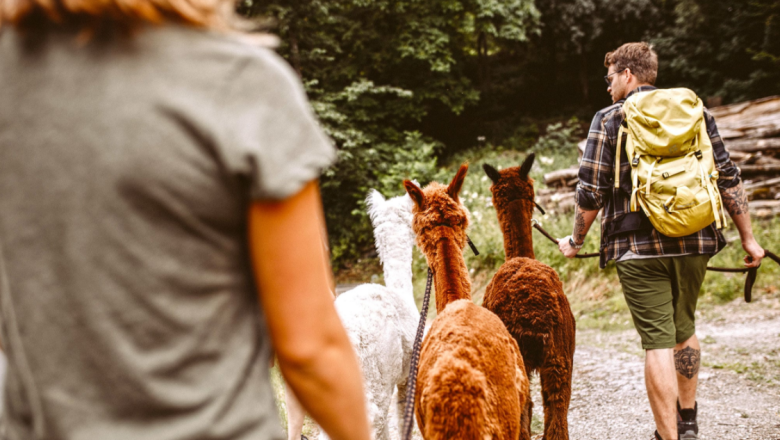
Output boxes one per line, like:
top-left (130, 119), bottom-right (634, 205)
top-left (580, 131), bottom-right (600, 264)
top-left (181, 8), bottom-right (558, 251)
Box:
top-left (403, 164), bottom-right (531, 440)
top-left (482, 154), bottom-right (576, 440)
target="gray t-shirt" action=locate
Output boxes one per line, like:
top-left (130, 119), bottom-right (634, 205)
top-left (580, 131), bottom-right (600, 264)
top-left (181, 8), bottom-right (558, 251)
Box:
top-left (0, 24), bottom-right (334, 440)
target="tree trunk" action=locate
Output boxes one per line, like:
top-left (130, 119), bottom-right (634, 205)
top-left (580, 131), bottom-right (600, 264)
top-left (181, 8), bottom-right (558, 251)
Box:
top-left (579, 48), bottom-right (589, 104)
top-left (289, 29), bottom-right (302, 77)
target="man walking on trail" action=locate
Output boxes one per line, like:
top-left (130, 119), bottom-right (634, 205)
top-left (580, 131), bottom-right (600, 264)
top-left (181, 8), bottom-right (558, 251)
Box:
top-left (558, 42), bottom-right (765, 440)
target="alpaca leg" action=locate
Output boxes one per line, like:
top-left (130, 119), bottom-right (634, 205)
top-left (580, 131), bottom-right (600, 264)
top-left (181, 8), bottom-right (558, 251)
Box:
top-left (521, 364), bottom-right (536, 440)
top-left (285, 383), bottom-right (306, 440)
top-left (395, 379), bottom-right (408, 439)
top-left (519, 396), bottom-right (533, 440)
top-left (369, 385), bottom-right (395, 440)
top-left (539, 357), bottom-right (572, 440)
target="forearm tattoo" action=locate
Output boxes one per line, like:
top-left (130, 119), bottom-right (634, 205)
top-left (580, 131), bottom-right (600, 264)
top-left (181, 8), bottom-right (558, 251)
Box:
top-left (573, 209), bottom-right (587, 244)
top-left (674, 346), bottom-right (701, 379)
top-left (721, 183), bottom-right (749, 216)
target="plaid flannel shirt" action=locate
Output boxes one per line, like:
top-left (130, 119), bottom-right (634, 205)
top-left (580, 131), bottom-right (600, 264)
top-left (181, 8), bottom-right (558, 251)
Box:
top-left (576, 86), bottom-right (741, 268)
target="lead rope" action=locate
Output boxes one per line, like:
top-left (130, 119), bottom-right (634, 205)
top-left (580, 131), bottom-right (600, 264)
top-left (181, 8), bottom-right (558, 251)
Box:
top-left (531, 220), bottom-right (600, 259)
top-left (531, 219), bottom-right (780, 303)
top-left (400, 267), bottom-right (433, 440)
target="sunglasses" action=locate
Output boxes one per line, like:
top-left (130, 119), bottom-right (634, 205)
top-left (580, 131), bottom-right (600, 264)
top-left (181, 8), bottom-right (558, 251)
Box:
top-left (604, 68), bottom-right (627, 86)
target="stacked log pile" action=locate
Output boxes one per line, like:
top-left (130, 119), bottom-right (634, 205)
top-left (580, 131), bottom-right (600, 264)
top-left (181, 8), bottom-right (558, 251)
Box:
top-left (710, 96), bottom-right (780, 217)
top-left (539, 96), bottom-right (780, 217)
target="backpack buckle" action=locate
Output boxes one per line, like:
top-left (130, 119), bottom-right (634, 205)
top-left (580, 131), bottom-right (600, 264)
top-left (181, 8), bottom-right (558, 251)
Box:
top-left (695, 150), bottom-right (703, 160)
top-left (631, 157), bottom-right (640, 167)
top-left (662, 171), bottom-right (670, 179)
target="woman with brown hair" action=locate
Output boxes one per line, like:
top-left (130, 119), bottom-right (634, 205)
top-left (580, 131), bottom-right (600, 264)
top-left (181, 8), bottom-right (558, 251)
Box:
top-left (0, 1), bottom-right (371, 440)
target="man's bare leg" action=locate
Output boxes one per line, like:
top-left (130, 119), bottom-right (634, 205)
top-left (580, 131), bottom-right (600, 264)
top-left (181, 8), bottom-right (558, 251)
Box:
top-left (674, 335), bottom-right (700, 409)
top-left (285, 383), bottom-right (306, 440)
top-left (646, 349), bottom-right (678, 440)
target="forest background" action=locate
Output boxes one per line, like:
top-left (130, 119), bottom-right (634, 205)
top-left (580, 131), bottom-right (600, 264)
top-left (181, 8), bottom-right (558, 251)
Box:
top-left (240, 0), bottom-right (780, 278)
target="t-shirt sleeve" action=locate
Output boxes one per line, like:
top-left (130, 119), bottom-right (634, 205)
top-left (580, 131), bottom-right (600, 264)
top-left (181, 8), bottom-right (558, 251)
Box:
top-left (217, 48), bottom-right (336, 201)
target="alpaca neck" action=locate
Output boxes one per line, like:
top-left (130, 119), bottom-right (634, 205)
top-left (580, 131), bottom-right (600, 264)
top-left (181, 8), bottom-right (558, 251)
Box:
top-left (430, 233), bottom-right (472, 313)
top-left (498, 200), bottom-right (535, 260)
top-left (376, 229), bottom-right (415, 309)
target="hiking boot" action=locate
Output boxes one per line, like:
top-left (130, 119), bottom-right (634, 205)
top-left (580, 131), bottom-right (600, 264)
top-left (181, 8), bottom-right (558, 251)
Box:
top-left (653, 430), bottom-right (666, 440)
top-left (677, 401), bottom-right (698, 439)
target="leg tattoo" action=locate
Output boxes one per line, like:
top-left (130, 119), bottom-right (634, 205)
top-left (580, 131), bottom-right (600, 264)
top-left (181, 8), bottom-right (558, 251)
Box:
top-left (674, 346), bottom-right (700, 379)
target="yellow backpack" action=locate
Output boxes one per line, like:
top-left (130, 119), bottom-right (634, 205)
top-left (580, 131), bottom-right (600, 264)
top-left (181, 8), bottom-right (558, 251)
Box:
top-left (615, 88), bottom-right (728, 237)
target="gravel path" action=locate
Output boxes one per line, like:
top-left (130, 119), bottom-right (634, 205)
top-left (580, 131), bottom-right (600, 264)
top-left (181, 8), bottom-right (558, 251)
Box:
top-left (525, 297), bottom-right (780, 440)
top-left (2, 292), bottom-right (778, 440)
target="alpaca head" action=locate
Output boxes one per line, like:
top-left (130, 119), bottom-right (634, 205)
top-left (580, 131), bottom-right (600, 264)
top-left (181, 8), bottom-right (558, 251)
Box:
top-left (482, 153), bottom-right (537, 215)
top-left (365, 188), bottom-right (415, 262)
top-left (402, 163), bottom-right (470, 266)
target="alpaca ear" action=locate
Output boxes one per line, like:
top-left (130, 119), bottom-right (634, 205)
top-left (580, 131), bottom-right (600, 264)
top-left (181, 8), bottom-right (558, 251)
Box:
top-left (482, 163), bottom-right (501, 184)
top-left (365, 189), bottom-right (386, 225)
top-left (519, 153), bottom-right (535, 179)
top-left (404, 180), bottom-right (425, 210)
top-left (447, 163), bottom-right (469, 202)
top-left (365, 189), bottom-right (386, 208)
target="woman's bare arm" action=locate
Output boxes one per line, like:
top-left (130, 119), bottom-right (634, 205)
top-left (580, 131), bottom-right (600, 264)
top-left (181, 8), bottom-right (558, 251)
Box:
top-left (249, 181), bottom-right (370, 440)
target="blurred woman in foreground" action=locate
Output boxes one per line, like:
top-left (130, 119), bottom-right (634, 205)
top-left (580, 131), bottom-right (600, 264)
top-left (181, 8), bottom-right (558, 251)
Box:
top-left (0, 1), bottom-right (370, 439)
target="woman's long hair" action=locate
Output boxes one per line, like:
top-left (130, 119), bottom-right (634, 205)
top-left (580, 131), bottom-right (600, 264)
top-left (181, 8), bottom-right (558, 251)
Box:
top-left (0, 0), bottom-right (233, 32)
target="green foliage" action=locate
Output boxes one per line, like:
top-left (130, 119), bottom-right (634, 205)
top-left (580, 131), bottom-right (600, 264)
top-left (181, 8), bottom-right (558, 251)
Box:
top-left (242, 0), bottom-right (540, 265)
top-left (412, 132), bottom-right (780, 327)
top-left (238, 0), bottom-right (780, 269)
top-left (648, 0), bottom-right (780, 104)
top-left (531, 117), bottom-right (583, 154)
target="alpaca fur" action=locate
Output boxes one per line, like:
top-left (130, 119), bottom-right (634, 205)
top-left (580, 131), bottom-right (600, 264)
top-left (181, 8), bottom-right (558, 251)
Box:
top-left (404, 164), bottom-right (531, 440)
top-left (327, 190), bottom-right (420, 440)
top-left (482, 154), bottom-right (576, 440)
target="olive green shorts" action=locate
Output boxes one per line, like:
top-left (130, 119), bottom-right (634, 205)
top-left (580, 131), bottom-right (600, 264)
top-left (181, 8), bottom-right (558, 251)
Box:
top-left (616, 254), bottom-right (710, 350)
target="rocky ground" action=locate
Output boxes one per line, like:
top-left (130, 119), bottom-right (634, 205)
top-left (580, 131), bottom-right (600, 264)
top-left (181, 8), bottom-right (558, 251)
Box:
top-left (1, 294), bottom-right (778, 440)
top-left (527, 295), bottom-right (780, 440)
top-left (302, 293), bottom-right (780, 440)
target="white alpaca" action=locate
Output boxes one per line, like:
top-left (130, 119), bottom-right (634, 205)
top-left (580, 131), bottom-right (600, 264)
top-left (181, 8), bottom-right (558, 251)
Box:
top-left (322, 189), bottom-right (419, 440)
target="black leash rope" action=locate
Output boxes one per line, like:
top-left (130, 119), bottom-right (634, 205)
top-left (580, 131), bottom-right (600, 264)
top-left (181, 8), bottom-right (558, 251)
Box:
top-left (531, 221), bottom-right (600, 258)
top-left (401, 267), bottom-right (433, 440)
top-left (531, 220), bottom-right (780, 303)
top-left (466, 235), bottom-right (480, 256)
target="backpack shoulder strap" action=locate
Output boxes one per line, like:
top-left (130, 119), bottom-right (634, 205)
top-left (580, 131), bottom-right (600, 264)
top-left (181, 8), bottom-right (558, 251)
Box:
top-left (697, 118), bottom-right (729, 228)
top-left (615, 120), bottom-right (629, 189)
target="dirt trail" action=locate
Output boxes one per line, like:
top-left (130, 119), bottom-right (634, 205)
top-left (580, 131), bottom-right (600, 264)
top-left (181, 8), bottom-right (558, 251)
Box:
top-left (2, 290), bottom-right (777, 440)
top-left (527, 297), bottom-right (780, 440)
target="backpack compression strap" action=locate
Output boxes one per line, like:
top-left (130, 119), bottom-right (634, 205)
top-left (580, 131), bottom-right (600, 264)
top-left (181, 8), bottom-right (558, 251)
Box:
top-left (695, 122), bottom-right (728, 229)
top-left (615, 122), bottom-right (629, 189)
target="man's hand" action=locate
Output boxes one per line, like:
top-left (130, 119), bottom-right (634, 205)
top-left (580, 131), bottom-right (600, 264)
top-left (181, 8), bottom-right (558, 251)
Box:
top-left (742, 238), bottom-right (764, 268)
top-left (558, 206), bottom-right (599, 259)
top-left (721, 182), bottom-right (764, 269)
top-left (559, 235), bottom-right (581, 259)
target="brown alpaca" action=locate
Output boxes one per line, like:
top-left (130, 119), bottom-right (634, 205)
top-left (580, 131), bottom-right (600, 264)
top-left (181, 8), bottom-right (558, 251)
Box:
top-left (482, 154), bottom-right (576, 440)
top-left (403, 164), bottom-right (531, 440)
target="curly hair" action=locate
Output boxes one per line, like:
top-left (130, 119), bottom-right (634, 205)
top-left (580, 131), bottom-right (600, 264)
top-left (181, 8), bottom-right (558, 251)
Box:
top-left (604, 42), bottom-right (658, 85)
